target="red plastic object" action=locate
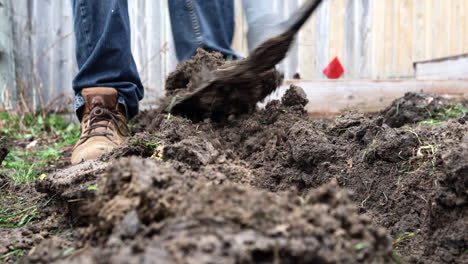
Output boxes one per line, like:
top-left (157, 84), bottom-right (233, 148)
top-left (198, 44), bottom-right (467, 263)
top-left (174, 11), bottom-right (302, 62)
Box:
top-left (323, 57), bottom-right (344, 79)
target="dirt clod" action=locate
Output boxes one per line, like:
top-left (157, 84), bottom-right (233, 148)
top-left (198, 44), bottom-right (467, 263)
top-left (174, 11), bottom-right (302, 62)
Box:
top-left (281, 84), bottom-right (308, 107)
top-left (0, 136), bottom-right (9, 165)
top-left (165, 48), bottom-right (225, 94)
top-left (169, 49), bottom-right (283, 121)
top-left (382, 92), bottom-right (448, 128)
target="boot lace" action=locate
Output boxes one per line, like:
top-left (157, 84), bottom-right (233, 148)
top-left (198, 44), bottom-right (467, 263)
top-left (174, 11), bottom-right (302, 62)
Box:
top-left (77, 107), bottom-right (128, 146)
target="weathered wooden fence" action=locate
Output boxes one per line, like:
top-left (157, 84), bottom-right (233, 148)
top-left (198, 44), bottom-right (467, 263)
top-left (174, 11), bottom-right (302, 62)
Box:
top-left (0, 0), bottom-right (467, 111)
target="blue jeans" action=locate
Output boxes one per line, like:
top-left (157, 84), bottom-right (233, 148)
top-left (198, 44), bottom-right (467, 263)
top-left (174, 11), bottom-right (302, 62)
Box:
top-left (71, 0), bottom-right (237, 119)
top-left (241, 0), bottom-right (285, 52)
top-left (168, 0), bottom-right (239, 62)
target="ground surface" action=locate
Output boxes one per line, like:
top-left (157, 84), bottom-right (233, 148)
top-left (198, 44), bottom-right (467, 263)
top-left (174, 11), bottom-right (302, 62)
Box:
top-left (1, 51), bottom-right (467, 263)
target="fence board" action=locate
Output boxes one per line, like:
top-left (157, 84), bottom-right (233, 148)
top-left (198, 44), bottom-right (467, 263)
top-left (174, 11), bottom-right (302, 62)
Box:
top-left (412, 0), bottom-right (425, 63)
top-left (0, 0), bottom-right (16, 110)
top-left (298, 0), bottom-right (317, 79)
top-left (328, 0), bottom-right (345, 65)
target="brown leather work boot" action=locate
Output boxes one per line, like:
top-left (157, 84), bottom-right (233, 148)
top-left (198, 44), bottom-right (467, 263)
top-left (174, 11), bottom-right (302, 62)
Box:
top-left (71, 87), bottom-right (128, 165)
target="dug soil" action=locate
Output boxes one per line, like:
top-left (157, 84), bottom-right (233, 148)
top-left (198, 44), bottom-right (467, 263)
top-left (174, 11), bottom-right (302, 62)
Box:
top-left (0, 136), bottom-right (9, 166)
top-left (1, 50), bottom-right (467, 263)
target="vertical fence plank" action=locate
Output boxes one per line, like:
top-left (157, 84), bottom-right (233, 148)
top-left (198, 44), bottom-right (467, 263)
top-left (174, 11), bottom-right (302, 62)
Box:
top-left (358, 0), bottom-right (372, 78)
top-left (465, 0), bottom-right (468, 54)
top-left (344, 0), bottom-right (372, 79)
top-left (329, 0), bottom-right (345, 66)
top-left (451, 0), bottom-right (463, 55)
top-left (31, 0), bottom-right (50, 110)
top-left (424, 0), bottom-right (433, 60)
top-left (344, 0), bottom-right (356, 78)
top-left (383, 0), bottom-right (395, 77)
top-left (432, 0), bottom-right (449, 58)
top-left (371, 0), bottom-right (385, 78)
top-left (0, 0), bottom-right (16, 110)
top-left (49, 0), bottom-right (75, 107)
top-left (396, 0), bottom-right (413, 77)
top-left (315, 0), bottom-right (330, 79)
top-left (298, 0), bottom-right (316, 79)
top-left (413, 0), bottom-right (425, 63)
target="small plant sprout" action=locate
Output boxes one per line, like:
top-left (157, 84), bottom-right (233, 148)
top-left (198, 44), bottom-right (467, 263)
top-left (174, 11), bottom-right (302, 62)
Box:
top-left (361, 151), bottom-right (367, 162)
top-left (396, 174), bottom-right (403, 185)
top-left (393, 232), bottom-right (415, 247)
top-left (405, 129), bottom-right (423, 145)
top-left (62, 247), bottom-right (75, 257)
top-left (144, 142), bottom-right (161, 152)
top-left (87, 186), bottom-right (99, 191)
top-left (167, 96), bottom-right (177, 120)
top-left (397, 152), bottom-right (407, 161)
top-left (418, 104), bottom-right (468, 126)
top-left (360, 195), bottom-right (371, 208)
top-left (424, 107), bottom-right (433, 117)
top-left (382, 192), bottom-right (388, 202)
top-left (354, 242), bottom-right (369, 251)
top-left (0, 249), bottom-right (26, 261)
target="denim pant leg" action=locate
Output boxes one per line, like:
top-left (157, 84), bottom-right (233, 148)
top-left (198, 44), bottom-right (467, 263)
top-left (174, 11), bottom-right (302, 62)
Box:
top-left (71, 0), bottom-right (144, 120)
top-left (241, 0), bottom-right (285, 52)
top-left (168, 0), bottom-right (240, 62)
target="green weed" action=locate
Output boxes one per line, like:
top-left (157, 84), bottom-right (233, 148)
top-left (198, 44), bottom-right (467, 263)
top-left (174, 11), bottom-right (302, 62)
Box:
top-left (419, 104), bottom-right (468, 126)
top-left (144, 142), bottom-right (160, 152)
top-left (393, 232), bottom-right (415, 246)
top-left (62, 247), bottom-right (75, 257)
top-left (133, 137), bottom-right (161, 153)
top-left (0, 248), bottom-right (26, 261)
top-left (392, 250), bottom-right (404, 264)
top-left (0, 112), bottom-right (80, 182)
top-left (360, 195), bottom-right (371, 208)
top-left (0, 112), bottom-right (79, 141)
top-left (0, 185), bottom-right (52, 228)
top-left (354, 242), bottom-right (369, 250)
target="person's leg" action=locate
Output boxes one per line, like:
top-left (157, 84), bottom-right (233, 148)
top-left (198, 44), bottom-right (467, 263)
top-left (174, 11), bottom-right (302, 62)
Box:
top-left (241, 0), bottom-right (285, 52)
top-left (168, 0), bottom-right (240, 62)
top-left (70, 0), bottom-right (143, 164)
top-left (71, 0), bottom-right (143, 120)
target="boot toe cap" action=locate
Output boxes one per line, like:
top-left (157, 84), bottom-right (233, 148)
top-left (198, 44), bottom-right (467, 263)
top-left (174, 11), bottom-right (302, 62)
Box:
top-left (71, 140), bottom-right (118, 165)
